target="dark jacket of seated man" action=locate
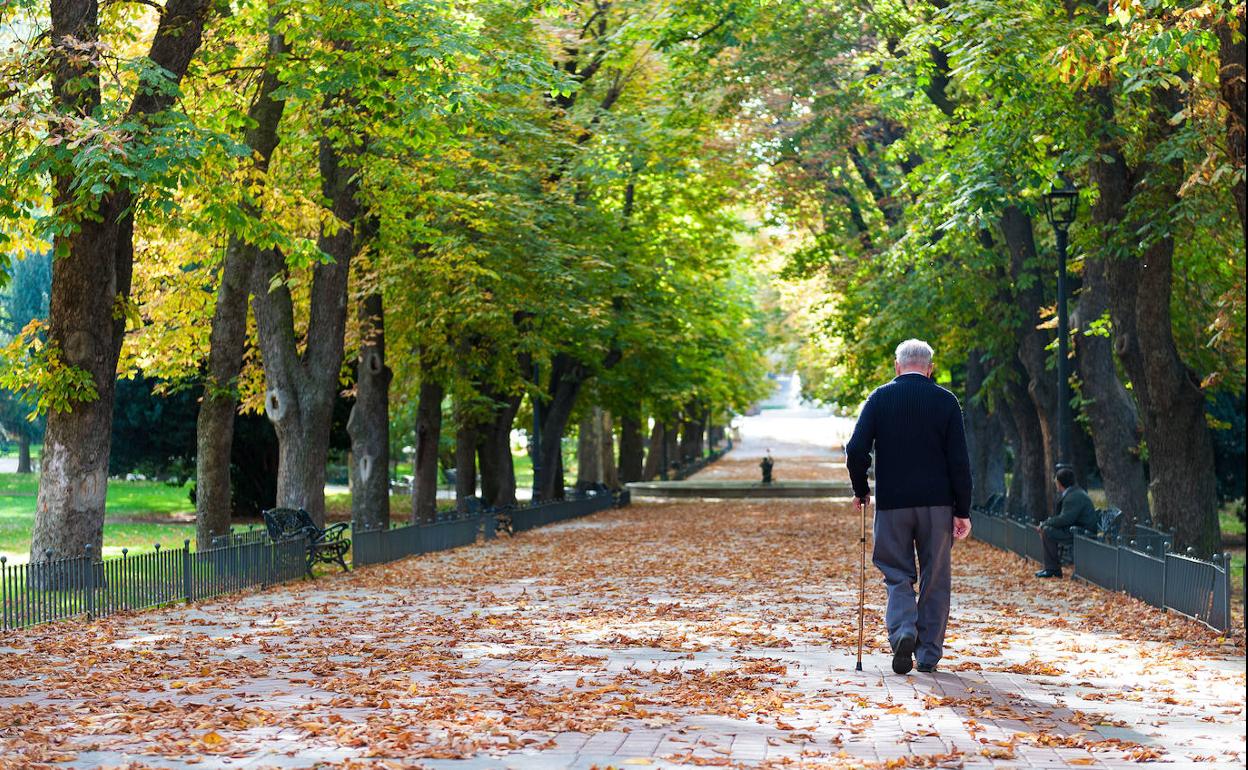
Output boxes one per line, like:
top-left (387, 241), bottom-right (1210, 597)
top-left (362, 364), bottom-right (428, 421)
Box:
top-left (1037, 469), bottom-right (1097, 576)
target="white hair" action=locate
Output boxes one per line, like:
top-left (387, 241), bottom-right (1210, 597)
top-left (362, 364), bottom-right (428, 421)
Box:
top-left (895, 338), bottom-right (934, 368)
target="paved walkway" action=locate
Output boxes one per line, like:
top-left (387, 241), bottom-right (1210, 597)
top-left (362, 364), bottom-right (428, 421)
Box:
top-left (0, 406), bottom-right (1244, 769)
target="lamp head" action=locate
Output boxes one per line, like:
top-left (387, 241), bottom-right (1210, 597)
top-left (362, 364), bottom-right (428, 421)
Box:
top-left (1044, 173), bottom-right (1079, 230)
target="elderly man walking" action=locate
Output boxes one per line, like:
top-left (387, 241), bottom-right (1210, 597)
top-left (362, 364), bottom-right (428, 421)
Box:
top-left (845, 339), bottom-right (973, 674)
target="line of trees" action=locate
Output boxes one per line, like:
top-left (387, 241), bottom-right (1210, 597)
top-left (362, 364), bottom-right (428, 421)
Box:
top-left (729, 0), bottom-right (1245, 553)
top-left (0, 0), bottom-right (773, 560)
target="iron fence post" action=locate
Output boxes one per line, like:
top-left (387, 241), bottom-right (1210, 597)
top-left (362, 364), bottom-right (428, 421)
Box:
top-left (84, 544), bottom-right (96, 620)
top-left (183, 539), bottom-right (193, 604)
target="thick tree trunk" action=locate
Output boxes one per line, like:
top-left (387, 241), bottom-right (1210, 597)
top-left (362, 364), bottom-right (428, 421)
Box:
top-left (535, 353), bottom-right (586, 501)
top-left (679, 407), bottom-right (700, 463)
top-left (412, 377), bottom-right (443, 523)
top-left (194, 24), bottom-right (288, 549)
top-left (641, 420), bottom-right (665, 481)
top-left (16, 432), bottom-right (31, 474)
top-left (618, 412), bottom-right (645, 483)
top-left (999, 206), bottom-right (1057, 515)
top-left (252, 124), bottom-right (359, 526)
top-left (576, 407), bottom-right (604, 490)
top-left (1073, 256), bottom-right (1151, 528)
top-left (455, 413), bottom-right (479, 511)
top-left (1090, 87), bottom-right (1219, 551)
top-left (1130, 234), bottom-right (1220, 553)
top-left (964, 351), bottom-right (1005, 506)
top-left (347, 291), bottom-right (391, 531)
top-left (600, 409), bottom-right (619, 489)
top-left (664, 422), bottom-right (680, 477)
top-left (32, 0), bottom-right (212, 567)
top-left (1001, 366), bottom-right (1050, 522)
top-left (478, 392), bottom-right (521, 508)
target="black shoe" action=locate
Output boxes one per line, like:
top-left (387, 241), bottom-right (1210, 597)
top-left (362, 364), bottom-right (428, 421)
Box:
top-left (1034, 569), bottom-right (1062, 578)
top-left (916, 662), bottom-right (937, 673)
top-left (892, 634), bottom-right (916, 675)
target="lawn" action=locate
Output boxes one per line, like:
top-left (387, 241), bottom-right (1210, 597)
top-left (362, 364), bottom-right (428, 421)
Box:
top-left (1, 472), bottom-right (197, 564)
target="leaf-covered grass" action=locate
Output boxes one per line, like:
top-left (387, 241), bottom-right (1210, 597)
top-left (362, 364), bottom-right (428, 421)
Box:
top-left (0, 472), bottom-right (196, 563)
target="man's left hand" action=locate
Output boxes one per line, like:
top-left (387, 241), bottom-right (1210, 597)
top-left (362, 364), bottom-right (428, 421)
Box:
top-left (953, 517), bottom-right (971, 540)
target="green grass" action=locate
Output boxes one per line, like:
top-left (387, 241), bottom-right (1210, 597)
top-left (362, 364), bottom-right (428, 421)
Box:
top-left (1, 472), bottom-right (197, 564)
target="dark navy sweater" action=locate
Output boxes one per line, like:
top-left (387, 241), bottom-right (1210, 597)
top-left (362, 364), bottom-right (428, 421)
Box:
top-left (845, 373), bottom-right (974, 517)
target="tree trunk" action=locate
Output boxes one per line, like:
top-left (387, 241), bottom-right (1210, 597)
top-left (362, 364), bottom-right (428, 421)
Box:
top-left (454, 404), bottom-right (479, 512)
top-left (478, 392), bottom-right (521, 508)
top-left (664, 421), bottom-right (680, 477)
top-left (251, 121), bottom-right (359, 527)
top-left (347, 291), bottom-right (391, 531)
top-left (679, 407), bottom-right (700, 463)
top-left (1001, 366), bottom-right (1050, 522)
top-left (999, 205), bottom-right (1057, 514)
top-left (1091, 87), bottom-right (1219, 551)
top-left (641, 420), bottom-right (665, 481)
top-left (618, 412), bottom-right (645, 483)
top-left (194, 23), bottom-right (289, 549)
top-left (964, 351), bottom-right (1005, 506)
top-left (535, 353), bottom-right (586, 501)
top-left (600, 409), bottom-right (619, 489)
top-left (16, 432), bottom-right (31, 474)
top-left (412, 377), bottom-right (443, 523)
top-left (576, 407), bottom-right (604, 490)
top-left (32, 0), bottom-right (212, 567)
top-left (1073, 255), bottom-right (1151, 528)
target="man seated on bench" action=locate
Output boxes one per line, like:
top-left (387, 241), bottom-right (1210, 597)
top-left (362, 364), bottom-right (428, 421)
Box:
top-left (1035, 467), bottom-right (1097, 579)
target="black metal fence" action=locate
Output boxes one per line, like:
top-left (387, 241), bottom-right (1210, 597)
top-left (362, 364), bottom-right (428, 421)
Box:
top-left (668, 439), bottom-right (734, 481)
top-left (353, 492), bottom-right (619, 568)
top-left (1, 535), bottom-right (308, 631)
top-left (970, 506), bottom-right (1233, 633)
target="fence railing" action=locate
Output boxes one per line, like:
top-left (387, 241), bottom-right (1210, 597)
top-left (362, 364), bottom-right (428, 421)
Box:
top-left (353, 492), bottom-right (619, 568)
top-left (668, 439), bottom-right (734, 481)
top-left (4, 483), bottom-right (633, 631)
top-left (1, 535), bottom-right (309, 632)
top-left (970, 506), bottom-right (1233, 633)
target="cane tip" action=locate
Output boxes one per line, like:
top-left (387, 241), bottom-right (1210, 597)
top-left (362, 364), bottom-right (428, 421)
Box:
top-left (855, 662), bottom-right (862, 671)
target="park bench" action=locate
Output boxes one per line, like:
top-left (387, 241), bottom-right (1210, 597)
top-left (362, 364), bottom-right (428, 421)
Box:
top-left (262, 507), bottom-right (351, 576)
top-left (1064, 507), bottom-right (1124, 564)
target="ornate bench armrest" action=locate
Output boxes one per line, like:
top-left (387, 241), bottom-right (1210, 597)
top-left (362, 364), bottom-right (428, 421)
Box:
top-left (319, 522), bottom-right (350, 542)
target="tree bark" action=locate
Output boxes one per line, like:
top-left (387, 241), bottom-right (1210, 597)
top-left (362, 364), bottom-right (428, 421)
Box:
top-left (534, 353), bottom-right (587, 501)
top-left (576, 407), bottom-right (604, 490)
top-left (1091, 86), bottom-right (1220, 551)
top-left (32, 0), bottom-right (213, 566)
top-left (251, 118), bottom-right (359, 526)
top-left (347, 290), bottom-right (391, 531)
top-left (411, 377), bottom-right (443, 523)
top-left (600, 409), bottom-right (619, 489)
top-left (641, 420), bottom-right (665, 481)
top-left (478, 390), bottom-right (522, 508)
top-left (617, 412), bottom-right (645, 483)
top-left (195, 23), bottom-right (289, 549)
top-left (16, 431), bottom-right (32, 474)
top-left (999, 206), bottom-right (1058, 516)
top-left (964, 351), bottom-right (1005, 506)
top-left (1000, 365), bottom-right (1050, 522)
top-left (454, 408), bottom-right (479, 511)
top-left (1072, 255), bottom-right (1151, 528)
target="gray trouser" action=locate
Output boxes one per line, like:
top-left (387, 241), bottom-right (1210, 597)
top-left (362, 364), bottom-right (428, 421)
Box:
top-left (872, 505), bottom-right (953, 666)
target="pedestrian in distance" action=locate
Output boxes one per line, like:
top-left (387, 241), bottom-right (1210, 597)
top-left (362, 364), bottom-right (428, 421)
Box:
top-left (1034, 467), bottom-right (1097, 579)
top-left (845, 339), bottom-right (973, 675)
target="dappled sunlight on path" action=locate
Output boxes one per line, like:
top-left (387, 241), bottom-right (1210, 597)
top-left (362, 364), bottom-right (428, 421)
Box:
top-left (0, 497), bottom-right (1242, 768)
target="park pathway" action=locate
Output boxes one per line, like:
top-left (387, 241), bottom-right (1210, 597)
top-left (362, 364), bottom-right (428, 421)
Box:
top-left (0, 400), bottom-right (1244, 769)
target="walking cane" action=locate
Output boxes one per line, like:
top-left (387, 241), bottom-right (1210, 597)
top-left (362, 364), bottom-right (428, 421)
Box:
top-left (855, 496), bottom-right (868, 671)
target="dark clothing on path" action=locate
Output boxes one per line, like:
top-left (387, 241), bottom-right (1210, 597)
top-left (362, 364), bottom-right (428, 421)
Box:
top-left (873, 505), bottom-right (954, 667)
top-left (846, 374), bottom-right (973, 517)
top-left (846, 371), bottom-right (973, 669)
top-left (1039, 485), bottom-right (1097, 572)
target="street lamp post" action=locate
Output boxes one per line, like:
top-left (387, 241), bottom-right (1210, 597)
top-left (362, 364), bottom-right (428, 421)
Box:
top-left (1043, 174), bottom-right (1079, 471)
